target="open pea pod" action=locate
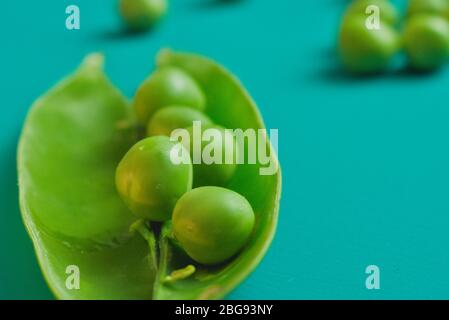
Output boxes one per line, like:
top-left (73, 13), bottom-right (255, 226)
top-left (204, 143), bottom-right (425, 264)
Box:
top-left (18, 54), bottom-right (156, 299)
top-left (18, 50), bottom-right (281, 300)
top-left (152, 50), bottom-right (282, 299)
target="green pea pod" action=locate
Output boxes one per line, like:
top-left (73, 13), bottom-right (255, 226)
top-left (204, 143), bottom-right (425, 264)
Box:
top-left (18, 50), bottom-right (282, 300)
top-left (152, 49), bottom-right (281, 299)
top-left (18, 54), bottom-right (156, 299)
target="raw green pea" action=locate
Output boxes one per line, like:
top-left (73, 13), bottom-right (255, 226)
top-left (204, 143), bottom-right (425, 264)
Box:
top-left (115, 136), bottom-right (192, 221)
top-left (147, 105), bottom-right (213, 137)
top-left (183, 124), bottom-right (238, 187)
top-left (339, 15), bottom-right (400, 74)
top-left (119, 0), bottom-right (168, 31)
top-left (133, 67), bottom-right (206, 125)
top-left (407, 0), bottom-right (449, 19)
top-left (346, 0), bottom-right (400, 26)
top-left (172, 186), bottom-right (255, 265)
top-left (403, 14), bottom-right (449, 70)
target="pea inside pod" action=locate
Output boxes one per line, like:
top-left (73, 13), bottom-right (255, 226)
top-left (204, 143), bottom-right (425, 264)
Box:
top-left (18, 50), bottom-right (281, 300)
top-left (115, 136), bottom-right (193, 221)
top-left (182, 124), bottom-right (239, 187)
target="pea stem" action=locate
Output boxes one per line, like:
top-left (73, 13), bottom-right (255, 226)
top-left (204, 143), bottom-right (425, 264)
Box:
top-left (163, 265), bottom-right (196, 283)
top-left (130, 220), bottom-right (158, 271)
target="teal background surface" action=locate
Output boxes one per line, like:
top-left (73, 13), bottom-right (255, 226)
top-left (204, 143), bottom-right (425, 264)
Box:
top-left (1, 0), bottom-right (449, 299)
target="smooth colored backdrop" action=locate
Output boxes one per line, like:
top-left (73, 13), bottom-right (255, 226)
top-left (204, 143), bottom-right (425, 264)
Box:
top-left (1, 0), bottom-right (449, 299)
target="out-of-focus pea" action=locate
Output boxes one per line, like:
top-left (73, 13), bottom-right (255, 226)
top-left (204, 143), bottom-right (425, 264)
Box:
top-left (403, 14), bottom-right (449, 70)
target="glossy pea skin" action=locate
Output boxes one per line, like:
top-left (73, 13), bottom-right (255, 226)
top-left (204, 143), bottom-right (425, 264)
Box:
top-left (119, 0), bottom-right (167, 31)
top-left (115, 136), bottom-right (192, 221)
top-left (172, 186), bottom-right (255, 265)
top-left (403, 14), bottom-right (449, 70)
top-left (183, 125), bottom-right (238, 187)
top-left (133, 67), bottom-right (206, 125)
top-left (147, 105), bottom-right (213, 137)
top-left (339, 15), bottom-right (399, 74)
top-left (407, 0), bottom-right (449, 19)
top-left (346, 0), bottom-right (400, 26)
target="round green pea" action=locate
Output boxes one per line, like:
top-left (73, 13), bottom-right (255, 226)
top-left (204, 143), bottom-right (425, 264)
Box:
top-left (133, 67), bottom-right (206, 125)
top-left (407, 0), bottom-right (449, 19)
top-left (115, 136), bottom-right (192, 221)
top-left (403, 14), bottom-right (449, 70)
top-left (346, 0), bottom-right (400, 26)
top-left (339, 15), bottom-right (400, 74)
top-left (147, 105), bottom-right (213, 137)
top-left (183, 125), bottom-right (238, 187)
top-left (172, 186), bottom-right (255, 265)
top-left (119, 0), bottom-right (167, 31)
